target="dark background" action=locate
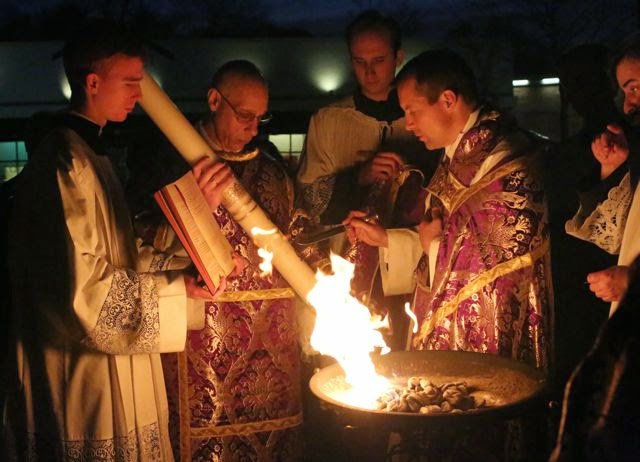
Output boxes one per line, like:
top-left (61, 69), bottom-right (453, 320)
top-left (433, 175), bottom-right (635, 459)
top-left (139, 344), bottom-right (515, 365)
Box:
top-left (1, 0), bottom-right (638, 78)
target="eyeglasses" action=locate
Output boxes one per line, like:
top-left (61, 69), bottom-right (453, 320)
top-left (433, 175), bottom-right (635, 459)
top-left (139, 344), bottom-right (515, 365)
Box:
top-left (216, 89), bottom-right (272, 125)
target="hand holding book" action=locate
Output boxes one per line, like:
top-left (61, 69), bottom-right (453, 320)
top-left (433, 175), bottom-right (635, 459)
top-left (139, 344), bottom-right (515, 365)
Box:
top-left (192, 158), bottom-right (235, 211)
top-left (155, 161), bottom-right (236, 295)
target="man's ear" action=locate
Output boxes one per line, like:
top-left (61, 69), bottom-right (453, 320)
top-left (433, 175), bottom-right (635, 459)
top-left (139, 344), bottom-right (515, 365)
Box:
top-left (86, 73), bottom-right (100, 95)
top-left (440, 89), bottom-right (458, 110)
top-left (395, 49), bottom-right (405, 68)
top-left (207, 88), bottom-right (221, 112)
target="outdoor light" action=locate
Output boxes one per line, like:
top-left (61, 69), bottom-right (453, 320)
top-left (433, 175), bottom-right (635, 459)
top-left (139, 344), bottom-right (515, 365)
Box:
top-left (310, 58), bottom-right (347, 93)
top-left (540, 77), bottom-right (560, 85)
top-left (60, 75), bottom-right (71, 100)
top-left (315, 71), bottom-right (342, 92)
top-left (512, 79), bottom-right (530, 87)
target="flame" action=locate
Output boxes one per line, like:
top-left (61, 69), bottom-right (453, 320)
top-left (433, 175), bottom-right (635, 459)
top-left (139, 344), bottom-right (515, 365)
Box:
top-left (405, 302), bottom-right (418, 334)
top-left (251, 227), bottom-right (277, 237)
top-left (307, 253), bottom-right (392, 409)
top-left (257, 247), bottom-right (273, 277)
top-left (251, 227), bottom-right (277, 277)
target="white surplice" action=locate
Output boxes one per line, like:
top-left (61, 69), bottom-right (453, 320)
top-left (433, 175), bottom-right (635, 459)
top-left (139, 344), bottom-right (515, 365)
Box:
top-left (566, 172), bottom-right (640, 316)
top-left (4, 125), bottom-right (198, 461)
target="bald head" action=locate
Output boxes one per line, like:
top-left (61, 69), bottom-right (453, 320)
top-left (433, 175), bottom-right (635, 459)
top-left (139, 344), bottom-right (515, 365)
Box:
top-left (206, 60), bottom-right (269, 152)
top-left (210, 59), bottom-right (267, 95)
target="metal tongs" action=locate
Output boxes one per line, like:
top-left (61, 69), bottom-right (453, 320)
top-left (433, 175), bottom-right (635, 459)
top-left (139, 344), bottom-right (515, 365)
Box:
top-left (294, 213), bottom-right (379, 246)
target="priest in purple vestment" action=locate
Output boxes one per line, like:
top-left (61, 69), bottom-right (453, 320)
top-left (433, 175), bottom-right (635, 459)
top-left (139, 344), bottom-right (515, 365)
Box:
top-left (155, 61), bottom-right (302, 462)
top-left (344, 50), bottom-right (553, 371)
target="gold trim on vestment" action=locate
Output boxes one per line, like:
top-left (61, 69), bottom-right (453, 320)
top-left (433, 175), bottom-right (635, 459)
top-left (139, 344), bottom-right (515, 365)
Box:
top-left (215, 148), bottom-right (260, 162)
top-left (197, 120), bottom-right (260, 162)
top-left (175, 353), bottom-right (302, 460)
top-left (189, 412), bottom-right (303, 438)
top-left (431, 156), bottom-right (531, 215)
top-left (415, 239), bottom-right (550, 344)
top-left (214, 287), bottom-right (296, 302)
top-left (177, 351), bottom-right (192, 461)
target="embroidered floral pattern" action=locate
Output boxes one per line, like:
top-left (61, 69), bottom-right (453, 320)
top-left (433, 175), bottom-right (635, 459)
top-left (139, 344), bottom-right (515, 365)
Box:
top-left (84, 269), bottom-right (160, 354)
top-left (301, 175), bottom-right (336, 221)
top-left (149, 251), bottom-right (169, 272)
top-left (414, 108), bottom-right (552, 370)
top-left (452, 120), bottom-right (501, 184)
top-left (23, 422), bottom-right (162, 461)
top-left (164, 151), bottom-right (301, 462)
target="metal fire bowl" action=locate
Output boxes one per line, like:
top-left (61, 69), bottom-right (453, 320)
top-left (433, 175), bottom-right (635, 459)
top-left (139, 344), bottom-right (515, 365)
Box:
top-left (309, 350), bottom-right (547, 430)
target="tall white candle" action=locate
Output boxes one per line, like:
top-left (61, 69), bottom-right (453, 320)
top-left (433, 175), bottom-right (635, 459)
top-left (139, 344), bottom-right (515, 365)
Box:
top-left (139, 71), bottom-right (317, 300)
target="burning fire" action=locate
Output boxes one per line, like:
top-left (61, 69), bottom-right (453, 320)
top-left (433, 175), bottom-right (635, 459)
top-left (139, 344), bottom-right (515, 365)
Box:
top-left (251, 227), bottom-right (277, 277)
top-left (251, 226), bottom-right (277, 237)
top-left (257, 248), bottom-right (273, 277)
top-left (405, 302), bottom-right (418, 334)
top-left (307, 253), bottom-right (392, 409)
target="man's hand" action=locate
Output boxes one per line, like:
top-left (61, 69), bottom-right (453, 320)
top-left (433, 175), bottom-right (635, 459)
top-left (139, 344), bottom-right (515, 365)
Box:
top-left (358, 152), bottom-right (404, 186)
top-left (184, 251), bottom-right (247, 302)
top-left (192, 157), bottom-right (235, 211)
top-left (591, 124), bottom-right (629, 180)
top-left (418, 207), bottom-right (443, 253)
top-left (230, 252), bottom-right (248, 277)
top-left (586, 265), bottom-right (631, 302)
top-left (184, 273), bottom-right (227, 300)
top-left (343, 210), bottom-right (388, 247)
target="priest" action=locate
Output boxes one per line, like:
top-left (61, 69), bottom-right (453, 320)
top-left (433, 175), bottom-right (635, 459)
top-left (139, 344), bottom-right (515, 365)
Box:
top-left (154, 60), bottom-right (303, 462)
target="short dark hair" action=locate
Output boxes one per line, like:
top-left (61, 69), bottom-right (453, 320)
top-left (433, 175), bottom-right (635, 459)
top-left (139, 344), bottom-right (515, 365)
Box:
top-left (62, 19), bottom-right (146, 106)
top-left (395, 49), bottom-right (479, 106)
top-left (611, 32), bottom-right (640, 75)
top-left (210, 59), bottom-right (266, 91)
top-left (345, 10), bottom-right (402, 54)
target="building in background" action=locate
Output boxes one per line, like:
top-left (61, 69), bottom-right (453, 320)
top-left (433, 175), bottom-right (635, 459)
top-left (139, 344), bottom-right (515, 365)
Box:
top-left (0, 37), bottom-right (518, 182)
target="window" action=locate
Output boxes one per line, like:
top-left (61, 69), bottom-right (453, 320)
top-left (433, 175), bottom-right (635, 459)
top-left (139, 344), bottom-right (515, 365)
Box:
top-left (269, 134), bottom-right (305, 159)
top-left (0, 141), bottom-right (27, 182)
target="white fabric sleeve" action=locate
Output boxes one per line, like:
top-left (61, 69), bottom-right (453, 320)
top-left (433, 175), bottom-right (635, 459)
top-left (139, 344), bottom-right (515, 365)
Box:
top-left (136, 222), bottom-right (192, 272)
top-left (297, 107), bottom-right (380, 186)
top-left (59, 154), bottom-right (189, 355)
top-left (296, 112), bottom-right (333, 186)
top-left (186, 297), bottom-right (205, 331)
top-left (379, 228), bottom-right (423, 296)
top-left (565, 172), bottom-right (631, 255)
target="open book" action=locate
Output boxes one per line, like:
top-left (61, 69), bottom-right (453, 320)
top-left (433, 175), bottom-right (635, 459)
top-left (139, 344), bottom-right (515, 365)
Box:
top-left (154, 171), bottom-right (235, 293)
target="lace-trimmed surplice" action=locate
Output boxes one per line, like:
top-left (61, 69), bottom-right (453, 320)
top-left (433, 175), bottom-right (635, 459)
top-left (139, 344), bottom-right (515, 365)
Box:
top-left (565, 172), bottom-right (632, 255)
top-left (566, 170), bottom-right (640, 315)
top-left (5, 125), bottom-right (192, 461)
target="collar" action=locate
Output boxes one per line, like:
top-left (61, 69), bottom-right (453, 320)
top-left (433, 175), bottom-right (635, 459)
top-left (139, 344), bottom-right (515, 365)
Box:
top-left (444, 107), bottom-right (481, 160)
top-left (353, 88), bottom-right (404, 123)
top-left (61, 112), bottom-right (106, 156)
top-left (197, 120), bottom-right (260, 162)
top-left (69, 111), bottom-right (104, 135)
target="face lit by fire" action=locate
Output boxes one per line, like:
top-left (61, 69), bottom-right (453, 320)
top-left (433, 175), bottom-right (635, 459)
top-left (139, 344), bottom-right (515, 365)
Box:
top-left (616, 57), bottom-right (640, 126)
top-left (208, 78), bottom-right (269, 152)
top-left (85, 54), bottom-right (143, 126)
top-left (398, 76), bottom-right (458, 150)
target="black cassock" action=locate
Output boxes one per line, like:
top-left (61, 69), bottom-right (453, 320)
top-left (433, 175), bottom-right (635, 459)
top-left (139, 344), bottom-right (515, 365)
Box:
top-left (551, 256), bottom-right (640, 461)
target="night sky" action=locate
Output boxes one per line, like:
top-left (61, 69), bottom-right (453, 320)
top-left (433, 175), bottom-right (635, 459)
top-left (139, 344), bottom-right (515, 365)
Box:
top-left (1, 0), bottom-right (636, 40)
top-left (0, 0), bottom-right (637, 75)
top-left (1, 0), bottom-right (435, 36)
